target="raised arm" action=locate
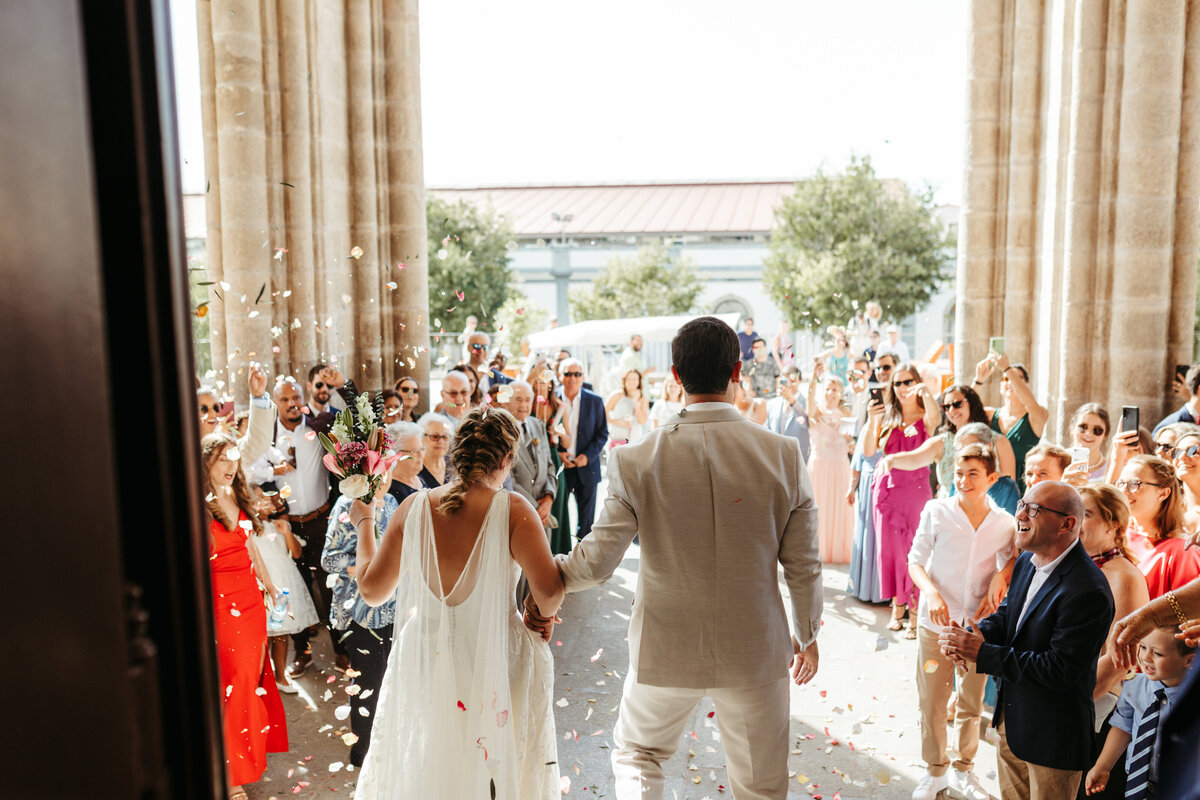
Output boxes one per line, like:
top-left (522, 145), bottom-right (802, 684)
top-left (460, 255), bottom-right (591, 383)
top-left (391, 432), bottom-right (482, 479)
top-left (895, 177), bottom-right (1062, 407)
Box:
top-left (237, 364), bottom-right (275, 465)
top-left (995, 353), bottom-right (1048, 436)
top-left (1109, 574), bottom-right (1200, 669)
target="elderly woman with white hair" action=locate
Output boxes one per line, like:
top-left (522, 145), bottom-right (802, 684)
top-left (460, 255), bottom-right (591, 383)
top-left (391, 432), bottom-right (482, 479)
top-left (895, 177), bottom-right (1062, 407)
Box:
top-left (385, 421), bottom-right (426, 505)
top-left (416, 412), bottom-right (454, 488)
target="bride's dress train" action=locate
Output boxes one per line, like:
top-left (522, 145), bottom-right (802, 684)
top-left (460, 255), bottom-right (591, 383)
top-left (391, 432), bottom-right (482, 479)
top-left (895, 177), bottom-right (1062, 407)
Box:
top-left (355, 489), bottom-right (559, 799)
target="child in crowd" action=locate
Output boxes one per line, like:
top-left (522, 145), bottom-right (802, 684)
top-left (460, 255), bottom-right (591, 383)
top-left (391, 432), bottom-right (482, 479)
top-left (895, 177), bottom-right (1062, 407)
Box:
top-left (1085, 626), bottom-right (1196, 797)
top-left (907, 443), bottom-right (1017, 800)
top-left (1023, 442), bottom-right (1071, 487)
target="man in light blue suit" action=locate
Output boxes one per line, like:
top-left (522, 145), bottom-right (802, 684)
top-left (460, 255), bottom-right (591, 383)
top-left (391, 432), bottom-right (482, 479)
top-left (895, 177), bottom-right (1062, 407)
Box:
top-left (765, 365), bottom-right (810, 463)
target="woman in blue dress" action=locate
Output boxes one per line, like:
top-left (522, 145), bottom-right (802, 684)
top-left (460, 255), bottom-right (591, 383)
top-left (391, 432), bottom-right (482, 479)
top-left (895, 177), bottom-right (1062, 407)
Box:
top-left (847, 435), bottom-right (886, 603)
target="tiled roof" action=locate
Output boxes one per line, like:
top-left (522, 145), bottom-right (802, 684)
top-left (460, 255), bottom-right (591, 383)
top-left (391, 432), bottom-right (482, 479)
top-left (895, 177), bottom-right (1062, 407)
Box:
top-left (430, 180), bottom-right (799, 237)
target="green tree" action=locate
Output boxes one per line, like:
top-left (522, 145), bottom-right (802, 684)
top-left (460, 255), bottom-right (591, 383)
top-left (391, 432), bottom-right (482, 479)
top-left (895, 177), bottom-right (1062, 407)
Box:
top-left (570, 243), bottom-right (703, 321)
top-left (426, 196), bottom-right (516, 331)
top-left (763, 155), bottom-right (952, 331)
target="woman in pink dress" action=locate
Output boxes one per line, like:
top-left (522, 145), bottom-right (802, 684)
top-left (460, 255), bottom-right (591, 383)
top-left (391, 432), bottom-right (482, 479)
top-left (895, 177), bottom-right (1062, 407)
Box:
top-left (807, 371), bottom-right (854, 563)
top-left (862, 362), bottom-right (941, 637)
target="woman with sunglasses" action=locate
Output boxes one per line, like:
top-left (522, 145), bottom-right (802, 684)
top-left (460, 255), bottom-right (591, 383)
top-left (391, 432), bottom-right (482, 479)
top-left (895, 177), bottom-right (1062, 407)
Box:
top-left (862, 361), bottom-right (941, 637)
top-left (974, 351), bottom-right (1048, 493)
top-left (526, 358), bottom-right (573, 553)
top-left (877, 384), bottom-right (1017, 503)
top-left (1169, 427), bottom-right (1200, 537)
top-left (1061, 403), bottom-right (1112, 486)
top-left (392, 376), bottom-right (421, 422)
top-left (1116, 455), bottom-right (1200, 598)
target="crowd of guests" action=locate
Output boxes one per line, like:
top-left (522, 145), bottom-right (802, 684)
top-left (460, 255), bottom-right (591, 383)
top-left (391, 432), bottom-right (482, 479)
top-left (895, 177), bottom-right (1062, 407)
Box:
top-left (195, 314), bottom-right (1200, 800)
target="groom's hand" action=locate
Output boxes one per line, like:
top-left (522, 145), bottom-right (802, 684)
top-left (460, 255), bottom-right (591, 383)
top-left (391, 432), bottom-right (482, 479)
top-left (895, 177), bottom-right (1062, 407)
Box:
top-left (790, 638), bottom-right (818, 686)
top-left (522, 595), bottom-right (562, 643)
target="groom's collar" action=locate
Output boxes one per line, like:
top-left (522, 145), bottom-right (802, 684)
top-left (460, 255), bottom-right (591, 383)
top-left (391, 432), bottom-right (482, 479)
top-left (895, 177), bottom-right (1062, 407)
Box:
top-left (675, 402), bottom-right (743, 424)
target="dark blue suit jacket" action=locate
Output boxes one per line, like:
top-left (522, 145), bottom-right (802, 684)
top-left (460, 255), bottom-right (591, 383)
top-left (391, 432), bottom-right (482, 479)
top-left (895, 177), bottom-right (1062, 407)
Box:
top-left (561, 387), bottom-right (607, 487)
top-left (976, 541), bottom-right (1114, 771)
top-left (1159, 657), bottom-right (1200, 799)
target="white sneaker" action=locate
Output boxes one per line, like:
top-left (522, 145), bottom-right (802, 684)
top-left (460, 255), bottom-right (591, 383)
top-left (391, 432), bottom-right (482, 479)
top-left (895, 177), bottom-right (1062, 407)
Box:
top-left (275, 679), bottom-right (298, 695)
top-left (950, 769), bottom-right (992, 800)
top-left (912, 772), bottom-right (950, 800)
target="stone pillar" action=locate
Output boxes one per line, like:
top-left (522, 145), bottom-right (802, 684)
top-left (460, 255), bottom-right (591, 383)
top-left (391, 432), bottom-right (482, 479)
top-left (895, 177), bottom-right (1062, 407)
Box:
top-left (196, 0), bottom-right (428, 403)
top-left (957, 0), bottom-right (1200, 435)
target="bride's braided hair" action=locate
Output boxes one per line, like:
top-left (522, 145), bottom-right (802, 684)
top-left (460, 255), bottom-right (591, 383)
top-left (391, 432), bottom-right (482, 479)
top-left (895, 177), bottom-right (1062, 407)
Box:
top-left (440, 406), bottom-right (520, 515)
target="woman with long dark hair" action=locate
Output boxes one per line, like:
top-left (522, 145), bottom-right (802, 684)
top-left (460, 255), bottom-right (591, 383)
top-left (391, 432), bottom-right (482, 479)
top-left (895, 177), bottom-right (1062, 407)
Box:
top-left (862, 362), bottom-right (941, 637)
top-left (202, 433), bottom-right (288, 800)
top-left (974, 352), bottom-right (1048, 492)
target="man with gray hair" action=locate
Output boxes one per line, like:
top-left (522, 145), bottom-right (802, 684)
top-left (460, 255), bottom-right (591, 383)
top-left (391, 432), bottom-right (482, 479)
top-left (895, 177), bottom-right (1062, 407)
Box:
top-left (558, 358), bottom-right (608, 540)
top-left (507, 381), bottom-right (557, 525)
top-left (439, 370), bottom-right (472, 430)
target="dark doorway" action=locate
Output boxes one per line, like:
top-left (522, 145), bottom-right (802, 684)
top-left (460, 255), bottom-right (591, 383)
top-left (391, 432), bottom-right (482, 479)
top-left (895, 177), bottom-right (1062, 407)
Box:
top-left (3, 1), bottom-right (221, 797)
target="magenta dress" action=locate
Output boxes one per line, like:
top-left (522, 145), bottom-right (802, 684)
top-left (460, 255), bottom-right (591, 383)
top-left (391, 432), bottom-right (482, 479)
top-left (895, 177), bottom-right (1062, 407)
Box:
top-left (871, 418), bottom-right (932, 607)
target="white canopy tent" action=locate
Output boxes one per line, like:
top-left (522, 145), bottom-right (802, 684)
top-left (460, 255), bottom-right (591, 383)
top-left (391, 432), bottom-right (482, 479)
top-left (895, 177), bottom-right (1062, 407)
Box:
top-left (526, 313), bottom-right (740, 350)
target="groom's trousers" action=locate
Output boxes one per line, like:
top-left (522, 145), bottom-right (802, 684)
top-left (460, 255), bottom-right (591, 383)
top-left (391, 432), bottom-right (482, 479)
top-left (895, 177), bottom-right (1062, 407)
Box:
top-left (611, 668), bottom-right (790, 800)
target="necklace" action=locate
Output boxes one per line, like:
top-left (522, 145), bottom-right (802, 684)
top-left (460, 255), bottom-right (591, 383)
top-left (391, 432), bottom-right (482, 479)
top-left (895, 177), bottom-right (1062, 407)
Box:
top-left (1091, 547), bottom-right (1123, 567)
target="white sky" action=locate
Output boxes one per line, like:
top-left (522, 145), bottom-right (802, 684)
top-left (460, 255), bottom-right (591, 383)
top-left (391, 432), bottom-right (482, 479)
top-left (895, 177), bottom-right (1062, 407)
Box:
top-left (171, 0), bottom-right (969, 204)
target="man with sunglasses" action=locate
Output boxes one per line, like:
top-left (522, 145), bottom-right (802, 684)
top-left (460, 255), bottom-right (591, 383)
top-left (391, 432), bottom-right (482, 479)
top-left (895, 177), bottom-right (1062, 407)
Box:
top-left (557, 358), bottom-right (607, 541)
top-left (306, 363), bottom-right (349, 415)
top-left (466, 331), bottom-right (511, 394)
top-left (941, 481), bottom-right (1114, 800)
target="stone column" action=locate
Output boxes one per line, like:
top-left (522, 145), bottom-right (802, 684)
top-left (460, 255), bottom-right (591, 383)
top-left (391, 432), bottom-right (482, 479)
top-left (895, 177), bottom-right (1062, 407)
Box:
top-left (195, 0), bottom-right (429, 403)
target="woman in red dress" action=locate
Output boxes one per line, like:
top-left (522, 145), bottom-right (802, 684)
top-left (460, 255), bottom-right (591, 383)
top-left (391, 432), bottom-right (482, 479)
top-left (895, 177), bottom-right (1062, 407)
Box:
top-left (203, 433), bottom-right (288, 799)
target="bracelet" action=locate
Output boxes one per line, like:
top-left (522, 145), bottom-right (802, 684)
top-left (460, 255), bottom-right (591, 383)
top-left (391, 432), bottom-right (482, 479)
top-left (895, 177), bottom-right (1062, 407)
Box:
top-left (972, 379), bottom-right (983, 386)
top-left (1166, 591), bottom-right (1189, 626)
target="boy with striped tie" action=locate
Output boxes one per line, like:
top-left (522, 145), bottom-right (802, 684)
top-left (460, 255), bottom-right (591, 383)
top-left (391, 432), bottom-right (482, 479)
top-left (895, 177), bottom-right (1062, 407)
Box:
top-left (1085, 626), bottom-right (1196, 798)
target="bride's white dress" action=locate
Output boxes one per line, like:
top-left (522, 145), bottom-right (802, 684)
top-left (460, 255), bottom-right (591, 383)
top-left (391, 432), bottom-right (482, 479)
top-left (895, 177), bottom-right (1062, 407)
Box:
top-left (355, 489), bottom-right (559, 799)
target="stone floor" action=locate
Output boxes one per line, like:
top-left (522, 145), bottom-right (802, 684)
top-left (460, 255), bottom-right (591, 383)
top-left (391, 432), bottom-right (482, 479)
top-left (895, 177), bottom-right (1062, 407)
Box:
top-left (245, 551), bottom-right (1001, 799)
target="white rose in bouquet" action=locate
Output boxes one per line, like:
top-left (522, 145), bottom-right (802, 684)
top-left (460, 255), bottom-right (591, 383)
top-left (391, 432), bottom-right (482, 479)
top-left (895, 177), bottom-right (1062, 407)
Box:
top-left (339, 473), bottom-right (371, 500)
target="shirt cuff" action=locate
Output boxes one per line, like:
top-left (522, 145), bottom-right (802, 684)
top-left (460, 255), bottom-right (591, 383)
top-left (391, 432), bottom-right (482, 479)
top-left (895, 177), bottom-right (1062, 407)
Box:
top-left (250, 395), bottom-right (272, 409)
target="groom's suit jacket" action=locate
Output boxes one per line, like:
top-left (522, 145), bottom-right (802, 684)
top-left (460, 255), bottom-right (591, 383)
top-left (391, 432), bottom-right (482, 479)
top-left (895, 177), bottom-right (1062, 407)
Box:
top-left (557, 402), bottom-right (822, 689)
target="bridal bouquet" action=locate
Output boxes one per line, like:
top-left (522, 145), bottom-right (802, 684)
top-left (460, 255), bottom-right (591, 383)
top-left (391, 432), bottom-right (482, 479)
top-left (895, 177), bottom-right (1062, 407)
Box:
top-left (318, 393), bottom-right (399, 501)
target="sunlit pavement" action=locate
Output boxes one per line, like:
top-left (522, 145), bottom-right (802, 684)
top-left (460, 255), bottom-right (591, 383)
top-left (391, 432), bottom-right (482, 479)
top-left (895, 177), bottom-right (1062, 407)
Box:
top-left (247, 509), bottom-right (1001, 800)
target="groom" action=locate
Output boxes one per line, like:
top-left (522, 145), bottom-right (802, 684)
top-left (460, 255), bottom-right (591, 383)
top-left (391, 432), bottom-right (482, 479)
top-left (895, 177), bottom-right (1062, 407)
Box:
top-left (528, 316), bottom-right (822, 799)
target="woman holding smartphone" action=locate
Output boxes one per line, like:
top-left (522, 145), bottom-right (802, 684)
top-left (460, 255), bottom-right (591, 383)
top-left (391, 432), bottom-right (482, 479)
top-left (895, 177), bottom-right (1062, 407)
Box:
top-left (862, 362), bottom-right (941, 637)
top-left (974, 351), bottom-right (1048, 492)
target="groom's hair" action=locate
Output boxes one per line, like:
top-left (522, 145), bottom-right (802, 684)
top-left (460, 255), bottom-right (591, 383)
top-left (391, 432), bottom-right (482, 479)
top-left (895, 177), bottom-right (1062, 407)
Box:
top-left (672, 317), bottom-right (740, 395)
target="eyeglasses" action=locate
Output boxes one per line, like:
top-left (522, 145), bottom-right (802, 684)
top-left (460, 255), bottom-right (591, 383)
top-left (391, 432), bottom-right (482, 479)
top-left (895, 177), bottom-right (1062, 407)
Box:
top-left (562, 371), bottom-right (584, 378)
top-left (1076, 424), bottom-right (1106, 437)
top-left (398, 386), bottom-right (418, 394)
top-left (1170, 444), bottom-right (1200, 460)
top-left (1116, 479), bottom-right (1166, 493)
top-left (941, 399), bottom-right (965, 411)
top-left (875, 364), bottom-right (893, 372)
top-left (1016, 499), bottom-right (1072, 519)
top-left (423, 433), bottom-right (450, 442)
top-left (313, 381), bottom-right (328, 389)
top-left (893, 378), bottom-right (916, 388)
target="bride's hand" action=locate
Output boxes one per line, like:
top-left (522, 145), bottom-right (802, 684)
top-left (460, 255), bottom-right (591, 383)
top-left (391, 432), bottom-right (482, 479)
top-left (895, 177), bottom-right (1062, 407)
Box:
top-left (349, 498), bottom-right (376, 528)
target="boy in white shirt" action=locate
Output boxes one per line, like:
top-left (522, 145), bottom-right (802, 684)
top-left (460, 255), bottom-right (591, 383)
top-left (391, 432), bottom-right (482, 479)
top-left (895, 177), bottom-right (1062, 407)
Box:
top-left (908, 443), bottom-right (1017, 800)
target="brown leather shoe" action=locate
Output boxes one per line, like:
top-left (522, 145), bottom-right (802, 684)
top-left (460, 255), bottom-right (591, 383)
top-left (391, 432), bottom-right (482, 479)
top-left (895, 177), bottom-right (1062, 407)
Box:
top-left (287, 650), bottom-right (312, 678)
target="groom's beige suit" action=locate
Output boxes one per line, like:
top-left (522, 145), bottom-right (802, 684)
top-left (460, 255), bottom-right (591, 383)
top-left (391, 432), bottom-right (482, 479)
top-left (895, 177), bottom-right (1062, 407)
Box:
top-left (557, 402), bottom-right (822, 799)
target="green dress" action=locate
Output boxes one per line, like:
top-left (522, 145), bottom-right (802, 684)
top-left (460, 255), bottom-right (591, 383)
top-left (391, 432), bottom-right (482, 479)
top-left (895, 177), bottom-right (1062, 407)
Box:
top-left (548, 446), bottom-right (572, 554)
top-left (991, 409), bottom-right (1040, 493)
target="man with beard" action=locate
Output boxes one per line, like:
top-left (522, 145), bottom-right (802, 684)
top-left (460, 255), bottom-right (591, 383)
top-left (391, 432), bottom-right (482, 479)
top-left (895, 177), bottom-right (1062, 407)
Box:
top-left (273, 369), bottom-right (358, 675)
top-left (307, 363), bottom-right (348, 414)
top-left (618, 333), bottom-right (654, 377)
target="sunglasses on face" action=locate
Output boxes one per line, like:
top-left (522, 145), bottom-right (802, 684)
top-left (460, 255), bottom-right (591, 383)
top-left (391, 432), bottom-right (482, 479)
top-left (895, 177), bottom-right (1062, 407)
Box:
top-left (1076, 423), bottom-right (1106, 437)
top-left (1170, 444), bottom-right (1200, 460)
top-left (398, 386), bottom-right (418, 394)
top-left (1116, 479), bottom-right (1166, 493)
top-left (199, 405), bottom-right (217, 415)
top-left (941, 399), bottom-right (965, 411)
top-left (313, 381), bottom-right (328, 390)
top-left (470, 344), bottom-right (487, 351)
top-left (424, 433), bottom-right (450, 442)
top-left (1017, 499), bottom-right (1071, 518)
top-left (562, 371), bottom-right (584, 378)
top-left (893, 378), bottom-right (916, 388)
top-left (876, 364), bottom-right (893, 372)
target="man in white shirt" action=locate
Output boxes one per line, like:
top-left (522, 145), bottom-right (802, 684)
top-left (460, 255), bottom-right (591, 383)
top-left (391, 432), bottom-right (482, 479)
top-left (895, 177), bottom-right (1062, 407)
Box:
top-left (907, 444), bottom-right (1016, 800)
top-left (439, 371), bottom-right (472, 429)
top-left (273, 372), bottom-right (357, 675)
top-left (941, 481), bottom-right (1114, 800)
top-left (618, 333), bottom-right (653, 376)
top-left (877, 324), bottom-right (911, 363)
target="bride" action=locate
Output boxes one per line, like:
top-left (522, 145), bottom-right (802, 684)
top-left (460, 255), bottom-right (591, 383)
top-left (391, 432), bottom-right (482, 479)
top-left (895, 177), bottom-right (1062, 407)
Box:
top-left (350, 406), bottom-right (565, 798)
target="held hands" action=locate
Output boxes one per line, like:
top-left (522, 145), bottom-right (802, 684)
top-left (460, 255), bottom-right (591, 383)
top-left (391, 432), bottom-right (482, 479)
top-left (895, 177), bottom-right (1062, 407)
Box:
top-left (248, 362), bottom-right (268, 398)
top-left (790, 638), bottom-right (819, 686)
top-left (522, 595), bottom-right (562, 643)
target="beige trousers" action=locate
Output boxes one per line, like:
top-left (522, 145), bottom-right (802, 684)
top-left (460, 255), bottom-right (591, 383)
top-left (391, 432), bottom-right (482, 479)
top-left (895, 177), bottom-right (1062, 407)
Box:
top-left (611, 668), bottom-right (790, 800)
top-left (916, 625), bottom-right (987, 776)
top-left (997, 722), bottom-right (1082, 800)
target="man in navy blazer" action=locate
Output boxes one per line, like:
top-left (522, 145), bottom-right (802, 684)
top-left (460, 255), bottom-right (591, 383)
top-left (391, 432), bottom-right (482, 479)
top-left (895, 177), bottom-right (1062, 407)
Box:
top-left (941, 481), bottom-right (1113, 800)
top-left (558, 358), bottom-right (608, 541)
